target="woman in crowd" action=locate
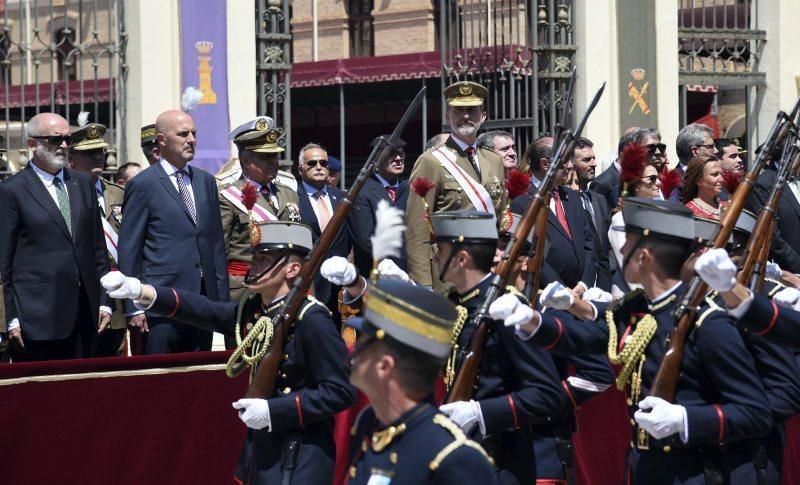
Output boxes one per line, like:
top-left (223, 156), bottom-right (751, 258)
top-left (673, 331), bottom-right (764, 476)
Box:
top-left (682, 155), bottom-right (725, 219)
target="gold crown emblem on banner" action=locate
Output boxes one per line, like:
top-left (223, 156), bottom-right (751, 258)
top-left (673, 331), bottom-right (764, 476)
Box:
top-left (631, 68), bottom-right (646, 81)
top-left (195, 41), bottom-right (213, 54)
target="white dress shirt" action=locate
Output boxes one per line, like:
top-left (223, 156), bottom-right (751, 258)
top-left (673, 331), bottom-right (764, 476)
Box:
top-left (30, 162), bottom-right (68, 209)
top-left (159, 158), bottom-right (196, 207)
top-left (302, 180), bottom-right (333, 224)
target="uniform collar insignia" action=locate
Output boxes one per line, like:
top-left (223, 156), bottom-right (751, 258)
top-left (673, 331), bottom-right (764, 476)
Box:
top-left (370, 404), bottom-right (428, 452)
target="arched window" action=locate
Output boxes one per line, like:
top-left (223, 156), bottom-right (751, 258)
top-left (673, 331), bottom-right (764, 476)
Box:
top-left (347, 0), bottom-right (374, 57)
top-left (55, 28), bottom-right (78, 81)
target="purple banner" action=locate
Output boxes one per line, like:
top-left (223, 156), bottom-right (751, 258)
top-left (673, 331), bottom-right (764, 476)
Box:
top-left (179, 0), bottom-right (230, 173)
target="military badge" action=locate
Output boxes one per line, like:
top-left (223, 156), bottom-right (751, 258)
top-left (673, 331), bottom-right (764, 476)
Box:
top-left (500, 209), bottom-right (513, 233)
top-left (249, 223), bottom-right (262, 247)
top-left (285, 202), bottom-right (302, 222)
top-left (489, 176), bottom-right (503, 203)
top-left (87, 125), bottom-right (99, 139)
top-left (459, 84), bottom-right (472, 96)
top-left (110, 204), bottom-right (123, 223)
top-left (255, 118), bottom-right (268, 131)
top-left (266, 130), bottom-right (279, 144)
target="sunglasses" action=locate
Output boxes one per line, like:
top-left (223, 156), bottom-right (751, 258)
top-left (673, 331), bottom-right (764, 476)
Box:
top-left (306, 159), bottom-right (328, 168)
top-left (641, 175), bottom-right (659, 184)
top-left (645, 143), bottom-right (666, 154)
top-left (31, 135), bottom-right (72, 146)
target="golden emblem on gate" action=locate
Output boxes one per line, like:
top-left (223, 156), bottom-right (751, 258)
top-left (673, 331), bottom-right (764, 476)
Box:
top-left (628, 68), bottom-right (651, 116)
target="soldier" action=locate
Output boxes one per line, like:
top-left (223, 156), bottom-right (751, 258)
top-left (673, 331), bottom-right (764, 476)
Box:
top-left (405, 81), bottom-right (506, 290)
top-left (428, 210), bottom-right (565, 483)
top-left (345, 279), bottom-right (498, 484)
top-left (218, 122), bottom-right (300, 305)
top-left (68, 115), bottom-right (127, 357)
top-left (101, 220), bottom-right (355, 484)
top-left (140, 123), bottom-right (159, 166)
top-left (493, 198), bottom-right (773, 483)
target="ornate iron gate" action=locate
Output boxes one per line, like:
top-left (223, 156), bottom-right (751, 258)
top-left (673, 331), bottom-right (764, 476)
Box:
top-left (437, 0), bottom-right (576, 151)
top-left (255, 0), bottom-right (292, 162)
top-left (0, 0), bottom-right (127, 177)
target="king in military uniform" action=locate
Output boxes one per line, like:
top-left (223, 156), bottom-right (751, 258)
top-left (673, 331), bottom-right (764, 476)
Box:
top-left (405, 81), bottom-right (507, 290)
top-left (68, 114), bottom-right (127, 356)
top-left (101, 220), bottom-right (355, 484)
top-left (218, 119), bottom-right (301, 305)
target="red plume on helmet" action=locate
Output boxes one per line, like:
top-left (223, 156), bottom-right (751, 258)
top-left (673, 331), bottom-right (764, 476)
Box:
top-left (241, 181), bottom-right (259, 211)
top-left (659, 169), bottom-right (683, 200)
top-left (619, 143), bottom-right (648, 184)
top-left (505, 169), bottom-right (532, 200)
top-left (722, 170), bottom-right (743, 195)
top-left (411, 177), bottom-right (437, 198)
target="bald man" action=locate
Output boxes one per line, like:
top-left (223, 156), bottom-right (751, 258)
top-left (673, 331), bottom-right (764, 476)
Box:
top-left (117, 110), bottom-right (228, 354)
top-left (0, 113), bottom-right (112, 361)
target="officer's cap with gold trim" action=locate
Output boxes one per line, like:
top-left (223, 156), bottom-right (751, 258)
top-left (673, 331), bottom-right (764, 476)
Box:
top-left (693, 209), bottom-right (757, 245)
top-left (140, 124), bottom-right (157, 147)
top-left (250, 221), bottom-right (312, 255)
top-left (444, 81), bottom-right (488, 107)
top-left (234, 128), bottom-right (285, 154)
top-left (70, 123), bottom-right (109, 151)
top-left (612, 197), bottom-right (696, 242)
top-left (431, 210), bottom-right (498, 243)
top-left (228, 116), bottom-right (275, 140)
top-left (349, 279), bottom-right (458, 359)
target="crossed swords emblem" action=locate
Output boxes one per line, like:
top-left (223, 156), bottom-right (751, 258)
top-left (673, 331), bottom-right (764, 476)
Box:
top-left (628, 68), bottom-right (651, 115)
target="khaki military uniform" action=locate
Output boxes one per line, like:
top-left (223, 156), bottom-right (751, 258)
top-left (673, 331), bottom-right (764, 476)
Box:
top-left (218, 174), bottom-right (301, 302)
top-left (405, 135), bottom-right (506, 290)
top-left (94, 178), bottom-right (127, 356)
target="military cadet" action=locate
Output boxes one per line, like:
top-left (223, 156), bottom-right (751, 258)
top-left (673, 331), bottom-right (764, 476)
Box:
top-left (140, 123), bottom-right (159, 166)
top-left (344, 279), bottom-right (498, 484)
top-left (68, 115), bottom-right (127, 356)
top-left (218, 122), bottom-right (301, 305)
top-left (101, 220), bottom-right (355, 484)
top-left (491, 197), bottom-right (773, 484)
top-left (425, 210), bottom-right (565, 484)
top-left (405, 81), bottom-right (506, 290)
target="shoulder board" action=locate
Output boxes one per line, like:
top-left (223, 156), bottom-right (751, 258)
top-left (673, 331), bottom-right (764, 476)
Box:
top-left (695, 306), bottom-right (724, 328)
top-left (608, 288), bottom-right (645, 313)
top-left (276, 171), bottom-right (298, 191)
top-left (298, 296), bottom-right (331, 319)
top-left (429, 413), bottom-right (493, 471)
top-left (350, 405), bottom-right (374, 436)
top-left (215, 166), bottom-right (240, 181)
top-left (103, 179), bottom-right (124, 192)
top-left (704, 291), bottom-right (724, 312)
top-left (765, 278), bottom-right (786, 298)
top-left (218, 181), bottom-right (234, 191)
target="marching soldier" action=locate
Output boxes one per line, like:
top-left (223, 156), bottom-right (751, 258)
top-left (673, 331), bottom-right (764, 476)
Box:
top-left (68, 115), bottom-right (127, 356)
top-left (101, 220), bottom-right (355, 484)
top-left (406, 81), bottom-right (506, 290)
top-left (494, 198), bottom-right (773, 484)
top-left (218, 120), bottom-right (301, 304)
top-left (345, 279), bottom-right (498, 484)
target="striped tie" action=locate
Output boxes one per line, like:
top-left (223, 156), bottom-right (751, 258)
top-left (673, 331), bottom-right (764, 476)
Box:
top-left (175, 170), bottom-right (197, 225)
top-left (53, 177), bottom-right (72, 236)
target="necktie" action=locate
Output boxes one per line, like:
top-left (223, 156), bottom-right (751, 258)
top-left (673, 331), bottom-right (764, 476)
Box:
top-left (53, 177), bottom-right (72, 236)
top-left (581, 191), bottom-right (596, 229)
top-left (465, 146), bottom-right (481, 177)
top-left (175, 170), bottom-right (197, 225)
top-left (260, 185), bottom-right (278, 212)
top-left (552, 189), bottom-right (572, 239)
top-left (314, 190), bottom-right (332, 231)
top-left (386, 185), bottom-right (397, 203)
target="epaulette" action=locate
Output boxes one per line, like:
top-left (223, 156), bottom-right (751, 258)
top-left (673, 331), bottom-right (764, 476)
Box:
top-left (704, 291), bottom-right (724, 312)
top-left (298, 295), bottom-right (331, 319)
top-left (217, 181), bottom-right (234, 191)
top-left (276, 171), bottom-right (298, 191)
top-left (429, 414), bottom-right (493, 471)
top-left (695, 306), bottom-right (724, 328)
top-left (350, 405), bottom-right (373, 436)
top-left (215, 166), bottom-right (240, 182)
top-left (765, 278), bottom-right (785, 298)
top-left (608, 288), bottom-right (645, 313)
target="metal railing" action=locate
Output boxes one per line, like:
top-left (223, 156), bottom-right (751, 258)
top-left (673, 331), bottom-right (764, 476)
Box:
top-left (256, 0), bottom-right (291, 162)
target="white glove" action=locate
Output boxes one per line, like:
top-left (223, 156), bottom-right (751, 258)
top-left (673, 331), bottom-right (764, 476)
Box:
top-left (489, 293), bottom-right (536, 329)
top-left (100, 271), bottom-right (142, 300)
top-left (766, 261), bottom-right (783, 281)
top-left (539, 281), bottom-right (574, 310)
top-left (583, 287), bottom-right (612, 304)
top-left (232, 398), bottom-right (271, 430)
top-left (773, 287), bottom-right (800, 311)
top-left (439, 400), bottom-right (483, 435)
top-left (320, 256), bottom-right (357, 286)
top-left (634, 396), bottom-right (687, 441)
top-left (377, 259), bottom-right (412, 283)
top-left (694, 248), bottom-right (737, 292)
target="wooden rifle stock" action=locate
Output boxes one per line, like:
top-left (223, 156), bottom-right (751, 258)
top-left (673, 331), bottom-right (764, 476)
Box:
top-left (650, 104), bottom-right (796, 402)
top-left (243, 86), bottom-right (427, 399)
top-left (749, 219), bottom-right (776, 293)
top-left (523, 199), bottom-right (551, 301)
top-left (445, 82), bottom-right (605, 404)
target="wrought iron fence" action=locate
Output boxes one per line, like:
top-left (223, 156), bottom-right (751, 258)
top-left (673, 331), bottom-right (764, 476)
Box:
top-left (437, 0), bottom-right (575, 151)
top-left (0, 0), bottom-right (127, 179)
top-left (256, 0), bottom-right (291, 163)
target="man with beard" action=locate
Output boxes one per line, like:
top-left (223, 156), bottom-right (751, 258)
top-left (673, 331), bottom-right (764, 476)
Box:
top-left (117, 109), bottom-right (229, 354)
top-left (0, 112), bottom-right (111, 361)
top-left (405, 81), bottom-right (506, 290)
top-left (68, 116), bottom-right (127, 356)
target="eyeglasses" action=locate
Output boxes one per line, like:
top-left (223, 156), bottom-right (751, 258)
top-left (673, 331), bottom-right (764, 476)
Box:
top-left (306, 159), bottom-right (328, 168)
top-left (645, 143), bottom-right (666, 154)
top-left (693, 143), bottom-right (716, 150)
top-left (31, 135), bottom-right (72, 146)
top-left (641, 175), bottom-right (659, 184)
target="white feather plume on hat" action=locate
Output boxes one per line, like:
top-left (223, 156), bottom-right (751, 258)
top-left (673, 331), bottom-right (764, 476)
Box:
top-left (181, 87), bottom-right (203, 112)
top-left (77, 111), bottom-right (90, 127)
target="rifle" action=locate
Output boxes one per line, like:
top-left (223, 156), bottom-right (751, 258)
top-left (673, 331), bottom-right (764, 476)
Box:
top-left (523, 200), bottom-right (551, 301)
top-left (445, 82), bottom-right (606, 403)
top-left (649, 99), bottom-right (800, 402)
top-left (242, 86), bottom-right (427, 399)
top-left (748, 219), bottom-right (776, 293)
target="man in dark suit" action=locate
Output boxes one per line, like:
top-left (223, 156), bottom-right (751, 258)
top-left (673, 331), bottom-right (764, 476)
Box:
top-left (117, 109), bottom-right (228, 354)
top-left (350, 135), bottom-right (409, 276)
top-left (672, 123), bottom-right (717, 202)
top-left (0, 113), bottom-right (111, 361)
top-left (295, 143), bottom-right (351, 309)
top-left (511, 137), bottom-right (596, 293)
